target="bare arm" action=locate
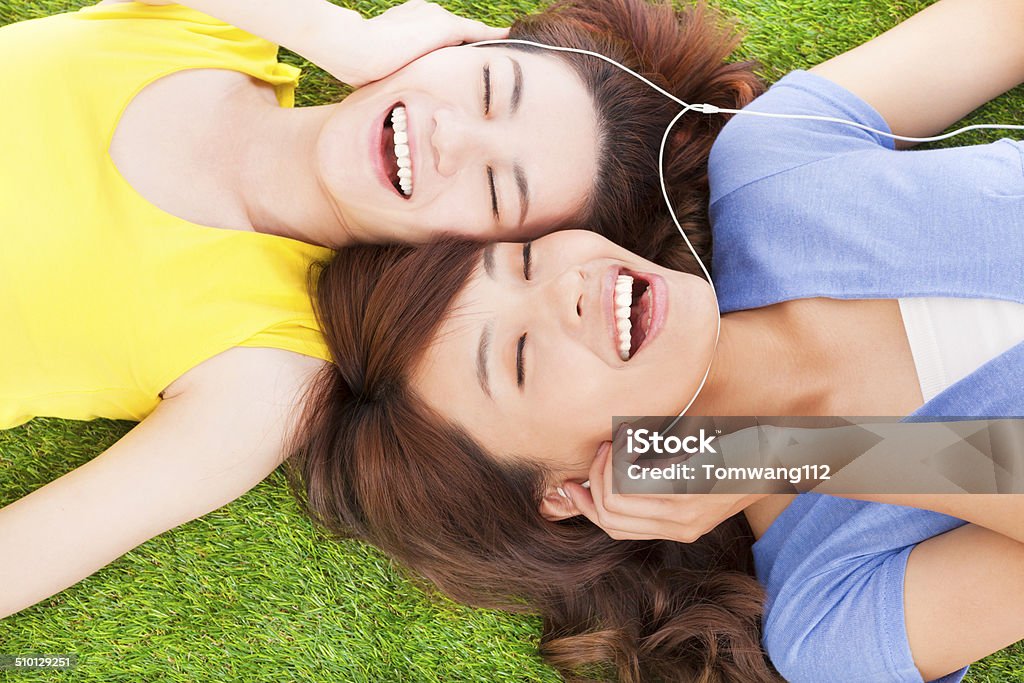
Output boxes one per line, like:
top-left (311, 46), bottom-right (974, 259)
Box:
top-left (563, 439), bottom-right (1024, 545)
top-left (96, 0), bottom-right (506, 87)
top-left (827, 493), bottom-right (1024, 543)
top-left (810, 0), bottom-right (1024, 147)
top-left (99, 0), bottom-right (364, 77)
top-left (904, 523), bottom-right (1024, 680)
top-left (0, 347), bottom-right (322, 619)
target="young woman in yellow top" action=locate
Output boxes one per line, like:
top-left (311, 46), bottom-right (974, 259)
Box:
top-left (0, 0), bottom-right (759, 616)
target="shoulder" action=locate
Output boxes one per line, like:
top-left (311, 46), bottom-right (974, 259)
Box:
top-left (756, 495), bottom-right (969, 682)
top-left (761, 544), bottom-right (919, 682)
top-left (86, 1), bottom-right (229, 25)
top-left (162, 347), bottom-right (327, 433)
top-left (709, 70), bottom-right (896, 205)
top-left (160, 346), bottom-right (329, 470)
top-left (76, 1), bottom-right (282, 58)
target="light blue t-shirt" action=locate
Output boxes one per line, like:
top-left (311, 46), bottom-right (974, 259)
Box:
top-left (709, 70), bottom-right (1024, 315)
top-left (708, 70), bottom-right (1024, 682)
top-left (753, 494), bottom-right (967, 683)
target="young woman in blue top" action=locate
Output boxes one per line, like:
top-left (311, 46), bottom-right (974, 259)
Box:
top-left (286, 1), bottom-right (1024, 681)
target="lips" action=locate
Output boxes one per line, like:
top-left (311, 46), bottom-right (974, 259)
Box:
top-left (373, 104), bottom-right (398, 197)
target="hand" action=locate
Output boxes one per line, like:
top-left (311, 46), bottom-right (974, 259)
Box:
top-left (315, 0), bottom-right (509, 87)
top-left (562, 441), bottom-right (768, 543)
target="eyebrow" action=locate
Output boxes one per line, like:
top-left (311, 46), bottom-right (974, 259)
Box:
top-left (516, 333), bottom-right (526, 389)
top-left (482, 243), bottom-right (496, 279)
top-left (476, 321), bottom-right (493, 399)
top-left (510, 57), bottom-right (523, 114)
top-left (514, 163), bottom-right (529, 227)
top-left (476, 245), bottom-right (498, 398)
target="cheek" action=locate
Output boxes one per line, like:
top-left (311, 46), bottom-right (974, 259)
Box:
top-left (388, 51), bottom-right (469, 94)
top-left (418, 188), bottom-right (497, 239)
top-left (499, 362), bottom-right (605, 461)
top-left (373, 57), bottom-right (432, 89)
top-left (549, 359), bottom-right (618, 433)
top-left (366, 190), bottom-right (476, 239)
top-left (508, 413), bottom-right (598, 477)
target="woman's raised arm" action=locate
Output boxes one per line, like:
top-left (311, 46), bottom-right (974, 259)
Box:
top-left (903, 523), bottom-right (1024, 680)
top-left (0, 347), bottom-right (321, 619)
top-left (810, 0), bottom-right (1024, 146)
top-left (759, 520), bottom-right (1024, 683)
top-left (98, 0), bottom-right (507, 87)
top-left (562, 441), bottom-right (1024, 544)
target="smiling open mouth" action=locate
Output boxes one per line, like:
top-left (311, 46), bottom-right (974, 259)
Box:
top-left (382, 104), bottom-right (413, 197)
top-left (614, 272), bottom-right (653, 361)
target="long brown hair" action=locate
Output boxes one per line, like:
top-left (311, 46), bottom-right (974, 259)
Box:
top-left (288, 240), bottom-right (780, 682)
top-left (506, 0), bottom-right (762, 273)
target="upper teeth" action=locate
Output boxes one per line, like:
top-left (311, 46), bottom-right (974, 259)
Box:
top-left (615, 274), bottom-right (633, 361)
top-left (391, 106), bottom-right (413, 196)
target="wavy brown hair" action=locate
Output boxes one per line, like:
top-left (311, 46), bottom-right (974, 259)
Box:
top-left (504, 0), bottom-right (762, 273)
top-left (287, 240), bottom-right (779, 682)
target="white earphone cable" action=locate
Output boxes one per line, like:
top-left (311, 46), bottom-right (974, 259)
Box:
top-left (656, 107), bottom-right (718, 425)
top-left (693, 103), bottom-right (1024, 144)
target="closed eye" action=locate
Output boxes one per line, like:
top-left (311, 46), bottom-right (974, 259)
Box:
top-left (516, 333), bottom-right (527, 389)
top-left (522, 241), bottom-right (532, 280)
top-left (487, 166), bottom-right (498, 221)
top-left (482, 63), bottom-right (491, 115)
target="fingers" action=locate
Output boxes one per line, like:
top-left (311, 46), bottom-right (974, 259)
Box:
top-left (456, 18), bottom-right (510, 42)
top-left (560, 442), bottom-right (609, 523)
top-left (397, 0), bottom-right (509, 42)
top-left (428, 3), bottom-right (510, 43)
top-left (562, 480), bottom-right (596, 521)
top-left (586, 441), bottom-right (653, 534)
top-left (439, 14), bottom-right (508, 46)
top-left (578, 443), bottom-right (678, 541)
top-left (564, 439), bottom-right (742, 543)
top-left (594, 440), bottom-right (672, 519)
top-left (561, 481), bottom-right (656, 541)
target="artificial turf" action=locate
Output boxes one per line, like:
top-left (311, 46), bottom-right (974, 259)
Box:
top-left (1, 0), bottom-right (1023, 681)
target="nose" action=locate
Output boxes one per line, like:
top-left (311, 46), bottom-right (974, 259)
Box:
top-left (431, 107), bottom-right (487, 178)
top-left (503, 261), bottom-right (599, 366)
top-left (539, 267), bottom-right (586, 333)
top-left (509, 266), bottom-right (582, 334)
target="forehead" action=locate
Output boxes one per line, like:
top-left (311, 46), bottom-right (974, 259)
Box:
top-left (411, 256), bottom-right (499, 432)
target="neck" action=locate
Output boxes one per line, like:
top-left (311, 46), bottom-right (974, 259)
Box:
top-left (688, 306), bottom-right (833, 416)
top-left (232, 101), bottom-right (355, 247)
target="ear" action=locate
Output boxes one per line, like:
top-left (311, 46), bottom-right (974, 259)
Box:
top-left (539, 485), bottom-right (579, 522)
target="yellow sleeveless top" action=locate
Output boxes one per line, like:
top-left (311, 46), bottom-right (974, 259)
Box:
top-left (0, 3), bottom-right (333, 429)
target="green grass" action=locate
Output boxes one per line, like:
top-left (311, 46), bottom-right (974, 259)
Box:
top-left (2, 0), bottom-right (1023, 681)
